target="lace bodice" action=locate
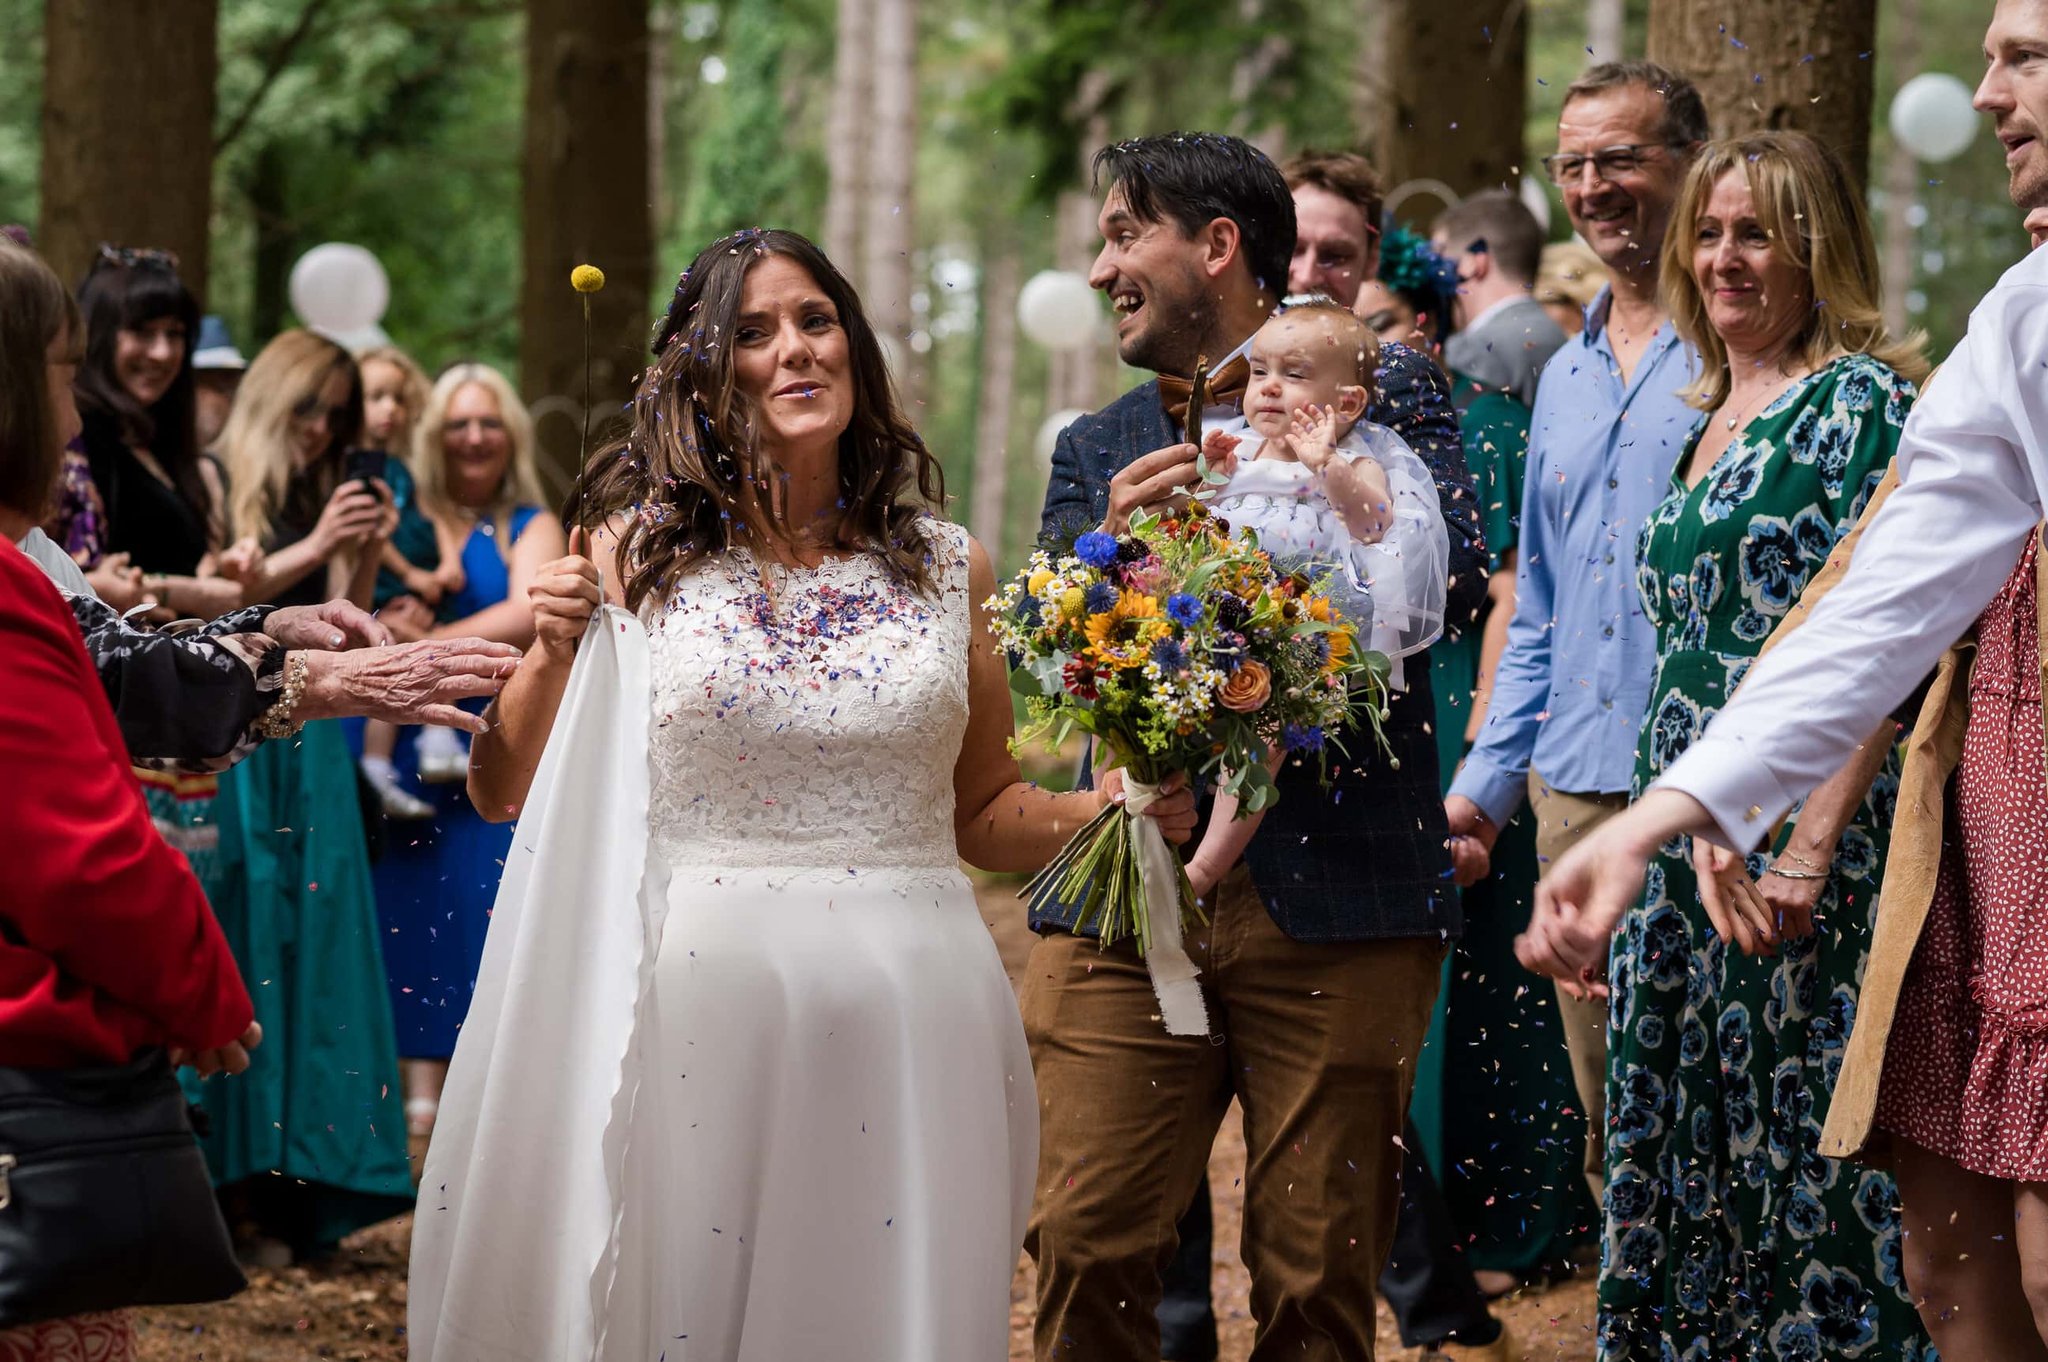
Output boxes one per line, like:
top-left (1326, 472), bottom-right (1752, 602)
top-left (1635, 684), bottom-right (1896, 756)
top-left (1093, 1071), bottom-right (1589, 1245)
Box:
top-left (644, 519), bottom-right (972, 876)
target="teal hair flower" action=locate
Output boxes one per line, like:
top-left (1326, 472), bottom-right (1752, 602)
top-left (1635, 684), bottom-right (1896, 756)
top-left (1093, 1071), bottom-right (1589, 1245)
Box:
top-left (1378, 226), bottom-right (1460, 302)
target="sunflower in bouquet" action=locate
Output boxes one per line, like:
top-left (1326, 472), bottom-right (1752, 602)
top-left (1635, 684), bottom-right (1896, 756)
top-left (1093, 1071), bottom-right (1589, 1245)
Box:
top-left (986, 502), bottom-right (1393, 955)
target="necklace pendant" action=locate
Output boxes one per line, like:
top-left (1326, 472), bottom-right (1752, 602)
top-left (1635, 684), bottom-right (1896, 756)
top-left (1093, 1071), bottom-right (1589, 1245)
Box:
top-left (1725, 416), bottom-right (1737, 430)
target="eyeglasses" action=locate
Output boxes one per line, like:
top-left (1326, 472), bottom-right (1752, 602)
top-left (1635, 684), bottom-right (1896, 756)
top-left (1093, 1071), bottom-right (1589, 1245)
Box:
top-left (292, 395), bottom-right (349, 426)
top-left (1540, 143), bottom-right (1683, 186)
top-left (93, 244), bottom-right (181, 272)
top-left (442, 417), bottom-right (507, 437)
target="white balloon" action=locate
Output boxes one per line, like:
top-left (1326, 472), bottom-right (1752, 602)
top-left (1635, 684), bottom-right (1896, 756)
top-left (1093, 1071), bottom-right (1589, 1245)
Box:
top-left (1036, 408), bottom-right (1090, 464)
top-left (289, 243), bottom-right (391, 334)
top-left (1017, 271), bottom-right (1102, 351)
top-left (1890, 73), bottom-right (1980, 164)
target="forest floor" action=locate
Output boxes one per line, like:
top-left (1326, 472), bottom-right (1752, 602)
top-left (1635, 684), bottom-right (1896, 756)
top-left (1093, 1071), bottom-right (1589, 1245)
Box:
top-left (131, 880), bottom-right (1599, 1362)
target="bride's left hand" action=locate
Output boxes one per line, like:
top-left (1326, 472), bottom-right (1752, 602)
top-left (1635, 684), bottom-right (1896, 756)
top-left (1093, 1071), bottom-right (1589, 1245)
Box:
top-left (1100, 768), bottom-right (1199, 845)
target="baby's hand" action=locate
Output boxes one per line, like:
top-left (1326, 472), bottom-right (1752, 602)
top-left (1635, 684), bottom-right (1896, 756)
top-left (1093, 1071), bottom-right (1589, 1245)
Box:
top-left (1290, 404), bottom-right (1342, 473)
top-left (1200, 428), bottom-right (1242, 482)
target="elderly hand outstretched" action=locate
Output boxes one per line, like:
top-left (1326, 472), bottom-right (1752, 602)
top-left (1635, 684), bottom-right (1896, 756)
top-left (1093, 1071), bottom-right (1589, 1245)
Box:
top-left (300, 637), bottom-right (522, 732)
top-left (531, 527), bottom-right (605, 656)
top-left (1516, 787), bottom-right (1716, 998)
top-left (265, 600), bottom-right (393, 650)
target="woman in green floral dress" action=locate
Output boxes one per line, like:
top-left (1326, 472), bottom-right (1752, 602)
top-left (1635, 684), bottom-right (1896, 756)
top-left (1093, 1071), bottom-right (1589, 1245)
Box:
top-left (1600, 133), bottom-right (1936, 1360)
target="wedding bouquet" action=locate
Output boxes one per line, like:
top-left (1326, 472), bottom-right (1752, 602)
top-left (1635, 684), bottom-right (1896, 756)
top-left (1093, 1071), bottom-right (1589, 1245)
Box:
top-left (988, 503), bottom-right (1393, 955)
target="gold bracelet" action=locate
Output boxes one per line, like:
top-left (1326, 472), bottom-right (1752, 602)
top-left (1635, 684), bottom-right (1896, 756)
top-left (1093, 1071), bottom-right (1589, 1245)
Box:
top-left (255, 653), bottom-right (309, 740)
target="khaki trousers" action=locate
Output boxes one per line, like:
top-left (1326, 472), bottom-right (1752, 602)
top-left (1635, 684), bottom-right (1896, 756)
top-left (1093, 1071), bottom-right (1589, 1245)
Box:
top-left (1021, 868), bottom-right (1442, 1361)
top-left (1527, 766), bottom-right (1629, 1204)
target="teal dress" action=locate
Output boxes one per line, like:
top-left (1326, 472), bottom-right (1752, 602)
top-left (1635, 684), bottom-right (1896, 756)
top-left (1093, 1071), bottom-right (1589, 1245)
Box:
top-left (1601, 354), bottom-right (1930, 1359)
top-left (187, 510), bottom-right (413, 1252)
top-left (1414, 376), bottom-right (1594, 1276)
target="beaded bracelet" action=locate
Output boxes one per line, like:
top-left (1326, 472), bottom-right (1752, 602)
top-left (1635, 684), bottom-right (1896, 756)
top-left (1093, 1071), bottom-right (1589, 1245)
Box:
top-left (255, 653), bottom-right (310, 740)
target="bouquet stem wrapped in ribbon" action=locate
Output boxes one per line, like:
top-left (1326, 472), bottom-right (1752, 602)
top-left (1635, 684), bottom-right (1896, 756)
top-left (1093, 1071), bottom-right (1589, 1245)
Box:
top-left (993, 506), bottom-right (1392, 1035)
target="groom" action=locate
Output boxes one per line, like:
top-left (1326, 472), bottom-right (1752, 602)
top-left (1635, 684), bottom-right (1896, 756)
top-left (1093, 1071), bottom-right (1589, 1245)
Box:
top-left (1025, 131), bottom-right (1483, 1360)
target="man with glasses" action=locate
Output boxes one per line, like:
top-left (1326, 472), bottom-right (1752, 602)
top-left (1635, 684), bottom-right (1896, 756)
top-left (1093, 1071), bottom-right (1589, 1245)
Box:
top-left (1442, 61), bottom-right (1707, 1214)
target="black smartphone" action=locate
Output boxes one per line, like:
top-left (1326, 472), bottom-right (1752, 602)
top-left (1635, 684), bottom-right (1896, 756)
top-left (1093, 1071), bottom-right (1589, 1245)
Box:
top-left (342, 447), bottom-right (386, 493)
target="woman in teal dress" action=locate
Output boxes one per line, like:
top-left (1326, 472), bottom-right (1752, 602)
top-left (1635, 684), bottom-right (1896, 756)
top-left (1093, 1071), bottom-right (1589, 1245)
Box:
top-left (1600, 133), bottom-right (1935, 1359)
top-left (200, 329), bottom-right (414, 1259)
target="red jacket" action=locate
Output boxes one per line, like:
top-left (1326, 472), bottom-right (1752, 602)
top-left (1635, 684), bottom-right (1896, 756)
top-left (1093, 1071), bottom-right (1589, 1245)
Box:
top-left (0, 540), bottom-right (253, 1067)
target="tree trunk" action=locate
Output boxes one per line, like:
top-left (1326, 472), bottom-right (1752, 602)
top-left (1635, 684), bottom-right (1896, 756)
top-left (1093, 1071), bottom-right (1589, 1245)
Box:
top-left (39, 0), bottom-right (218, 297)
top-left (522, 0), bottom-right (653, 499)
top-left (861, 0), bottom-right (918, 397)
top-left (1648, 0), bottom-right (1878, 189)
top-left (1375, 0), bottom-right (1528, 213)
top-left (823, 0), bottom-right (873, 266)
top-left (1589, 0), bottom-right (1626, 60)
top-left (968, 248), bottom-right (1018, 556)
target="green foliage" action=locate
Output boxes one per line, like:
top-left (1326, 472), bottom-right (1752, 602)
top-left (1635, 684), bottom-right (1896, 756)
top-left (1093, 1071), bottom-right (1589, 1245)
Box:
top-left (673, 0), bottom-right (831, 249)
top-left (0, 0), bottom-right (40, 230)
top-left (977, 0), bottom-right (1353, 204)
top-left (208, 0), bottom-right (523, 371)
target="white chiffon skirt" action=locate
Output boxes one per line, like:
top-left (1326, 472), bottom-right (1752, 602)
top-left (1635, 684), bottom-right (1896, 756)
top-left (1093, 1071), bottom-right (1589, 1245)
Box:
top-left (595, 867), bottom-right (1037, 1361)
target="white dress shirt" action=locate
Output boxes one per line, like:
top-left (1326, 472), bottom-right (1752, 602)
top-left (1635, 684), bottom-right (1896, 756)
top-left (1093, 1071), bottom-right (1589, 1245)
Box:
top-left (1658, 244), bottom-right (2048, 847)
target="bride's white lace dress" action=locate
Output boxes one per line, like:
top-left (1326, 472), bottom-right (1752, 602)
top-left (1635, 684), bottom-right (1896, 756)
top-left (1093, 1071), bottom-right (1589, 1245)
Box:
top-left (407, 519), bottom-right (1036, 1361)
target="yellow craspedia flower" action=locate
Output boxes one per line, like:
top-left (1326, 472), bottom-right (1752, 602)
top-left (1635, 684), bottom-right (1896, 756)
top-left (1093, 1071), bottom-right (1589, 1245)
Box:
top-left (1026, 569), bottom-right (1056, 596)
top-left (571, 263), bottom-right (606, 293)
top-left (1059, 587), bottom-right (1088, 620)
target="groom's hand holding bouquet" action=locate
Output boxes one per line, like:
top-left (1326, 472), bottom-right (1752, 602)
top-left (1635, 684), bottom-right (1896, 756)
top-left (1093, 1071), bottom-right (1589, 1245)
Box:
top-left (988, 502), bottom-right (1391, 1031)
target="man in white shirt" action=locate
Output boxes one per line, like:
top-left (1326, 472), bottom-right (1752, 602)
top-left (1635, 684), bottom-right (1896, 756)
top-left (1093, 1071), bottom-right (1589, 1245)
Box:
top-left (1517, 0), bottom-right (2048, 992)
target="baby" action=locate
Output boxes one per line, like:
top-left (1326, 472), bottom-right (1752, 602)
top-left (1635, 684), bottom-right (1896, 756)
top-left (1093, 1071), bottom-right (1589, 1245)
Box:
top-left (1182, 298), bottom-right (1449, 899)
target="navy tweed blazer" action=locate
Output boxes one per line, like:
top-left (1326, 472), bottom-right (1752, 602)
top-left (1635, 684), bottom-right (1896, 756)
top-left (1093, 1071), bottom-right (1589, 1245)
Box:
top-left (1033, 341), bottom-right (1473, 945)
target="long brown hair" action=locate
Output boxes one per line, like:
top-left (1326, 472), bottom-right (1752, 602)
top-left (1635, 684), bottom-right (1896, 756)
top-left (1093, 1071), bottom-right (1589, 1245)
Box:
top-left (1662, 131), bottom-right (1930, 410)
top-left (580, 228), bottom-right (946, 612)
top-left (0, 242), bottom-right (82, 518)
top-left (220, 329), bottom-right (364, 545)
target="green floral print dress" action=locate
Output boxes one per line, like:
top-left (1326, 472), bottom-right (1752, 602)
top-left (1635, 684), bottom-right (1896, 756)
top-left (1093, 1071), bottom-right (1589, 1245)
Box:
top-left (1600, 353), bottom-right (1934, 1362)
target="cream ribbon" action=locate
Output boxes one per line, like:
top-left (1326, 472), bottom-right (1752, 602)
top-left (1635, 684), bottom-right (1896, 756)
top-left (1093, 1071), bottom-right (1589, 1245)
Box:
top-left (1120, 777), bottom-right (1211, 1037)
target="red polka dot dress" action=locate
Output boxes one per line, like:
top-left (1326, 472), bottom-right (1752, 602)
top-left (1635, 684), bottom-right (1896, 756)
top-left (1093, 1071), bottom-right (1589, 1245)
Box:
top-left (1877, 535), bottom-right (2048, 1178)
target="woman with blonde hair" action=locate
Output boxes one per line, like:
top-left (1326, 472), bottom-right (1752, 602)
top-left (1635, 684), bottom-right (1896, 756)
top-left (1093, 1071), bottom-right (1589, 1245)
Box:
top-left (1596, 129), bottom-right (1934, 1358)
top-left (367, 361), bottom-right (560, 1139)
top-left (200, 329), bottom-right (415, 1264)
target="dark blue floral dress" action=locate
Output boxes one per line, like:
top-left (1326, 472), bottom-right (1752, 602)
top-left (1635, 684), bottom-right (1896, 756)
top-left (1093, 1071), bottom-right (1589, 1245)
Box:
top-left (1601, 354), bottom-right (1934, 1361)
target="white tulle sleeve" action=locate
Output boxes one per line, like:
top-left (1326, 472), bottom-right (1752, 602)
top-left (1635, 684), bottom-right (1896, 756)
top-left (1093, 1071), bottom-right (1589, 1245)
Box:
top-left (1335, 421), bottom-right (1448, 660)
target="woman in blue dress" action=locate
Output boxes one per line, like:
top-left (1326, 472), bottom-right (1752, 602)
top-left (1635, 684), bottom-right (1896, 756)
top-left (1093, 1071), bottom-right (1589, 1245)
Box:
top-left (367, 362), bottom-right (561, 1139)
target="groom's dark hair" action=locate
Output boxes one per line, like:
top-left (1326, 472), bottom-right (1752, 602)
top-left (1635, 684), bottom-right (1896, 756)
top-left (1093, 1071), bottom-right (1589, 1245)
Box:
top-left (1092, 133), bottom-right (1295, 303)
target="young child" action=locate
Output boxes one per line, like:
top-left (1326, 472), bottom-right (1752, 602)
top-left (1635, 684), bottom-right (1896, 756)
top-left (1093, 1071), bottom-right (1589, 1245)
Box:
top-left (1181, 298), bottom-right (1449, 898)
top-left (357, 346), bottom-right (467, 819)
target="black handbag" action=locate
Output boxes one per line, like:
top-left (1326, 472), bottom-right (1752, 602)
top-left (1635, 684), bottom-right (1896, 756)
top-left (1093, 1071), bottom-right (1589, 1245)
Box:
top-left (0, 1048), bottom-right (245, 1327)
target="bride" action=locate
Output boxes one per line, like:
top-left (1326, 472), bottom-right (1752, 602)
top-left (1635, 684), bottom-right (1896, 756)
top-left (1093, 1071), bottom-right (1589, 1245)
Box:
top-left (405, 228), bottom-right (1196, 1361)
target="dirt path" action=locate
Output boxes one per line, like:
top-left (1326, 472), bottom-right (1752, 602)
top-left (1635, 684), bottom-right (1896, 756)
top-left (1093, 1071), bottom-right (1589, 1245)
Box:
top-left (132, 879), bottom-right (1596, 1361)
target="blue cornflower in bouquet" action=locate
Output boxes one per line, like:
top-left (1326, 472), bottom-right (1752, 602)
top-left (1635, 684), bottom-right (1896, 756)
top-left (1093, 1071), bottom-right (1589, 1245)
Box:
top-left (1284, 723), bottom-right (1326, 753)
top-left (1074, 531), bottom-right (1120, 569)
top-left (984, 503), bottom-right (1394, 1035)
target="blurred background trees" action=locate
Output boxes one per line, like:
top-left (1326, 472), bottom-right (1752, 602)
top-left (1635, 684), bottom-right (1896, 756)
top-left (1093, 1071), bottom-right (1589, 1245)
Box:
top-left (2, 0), bottom-right (2020, 555)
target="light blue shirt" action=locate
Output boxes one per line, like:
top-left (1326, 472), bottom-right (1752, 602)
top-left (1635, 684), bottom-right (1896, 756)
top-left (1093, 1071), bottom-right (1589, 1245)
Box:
top-left (1449, 289), bottom-right (1702, 826)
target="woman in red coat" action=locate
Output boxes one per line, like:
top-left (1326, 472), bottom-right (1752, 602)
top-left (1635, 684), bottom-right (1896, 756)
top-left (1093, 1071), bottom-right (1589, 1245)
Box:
top-left (0, 240), bottom-right (257, 1361)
